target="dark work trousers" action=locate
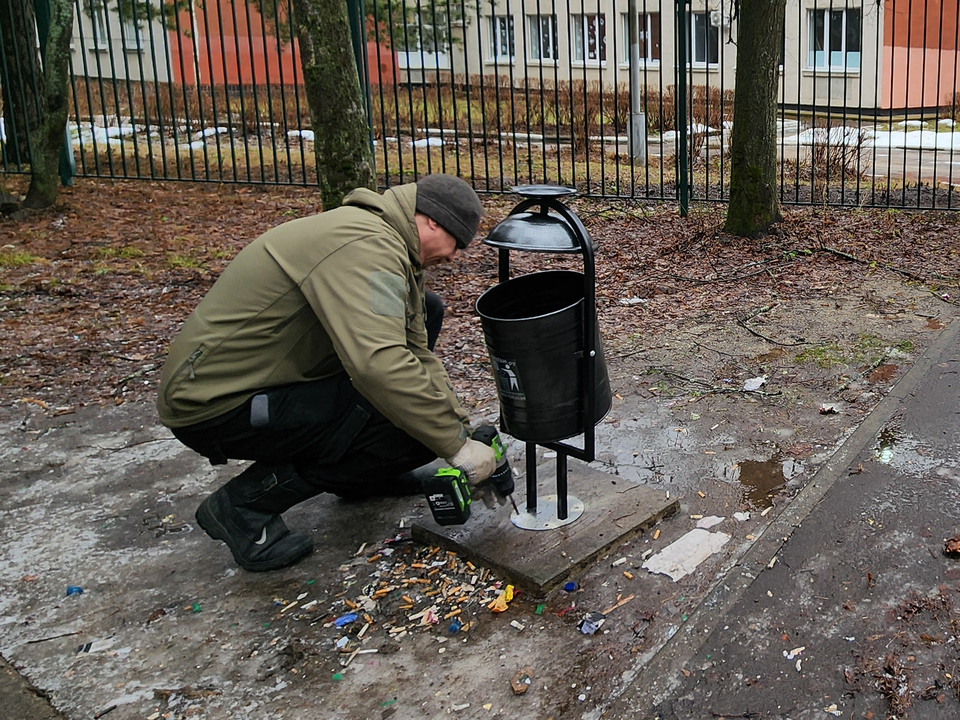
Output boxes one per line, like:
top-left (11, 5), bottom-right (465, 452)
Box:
top-left (171, 291), bottom-right (445, 499)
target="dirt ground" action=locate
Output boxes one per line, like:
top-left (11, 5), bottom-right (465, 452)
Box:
top-left (3, 178), bottom-right (960, 719)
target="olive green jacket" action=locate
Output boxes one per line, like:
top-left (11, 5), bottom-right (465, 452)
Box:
top-left (156, 184), bottom-right (469, 459)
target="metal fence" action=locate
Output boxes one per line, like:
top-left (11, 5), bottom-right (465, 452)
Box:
top-left (3, 0), bottom-right (960, 207)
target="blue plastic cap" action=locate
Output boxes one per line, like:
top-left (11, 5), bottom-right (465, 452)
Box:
top-left (563, 581), bottom-right (577, 592)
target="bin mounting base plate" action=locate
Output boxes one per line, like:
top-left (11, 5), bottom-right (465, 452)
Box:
top-left (411, 462), bottom-right (679, 596)
top-left (510, 494), bottom-right (583, 530)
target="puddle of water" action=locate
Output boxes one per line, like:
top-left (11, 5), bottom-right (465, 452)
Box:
top-left (730, 458), bottom-right (800, 509)
top-left (875, 427), bottom-right (941, 476)
top-left (876, 426), bottom-right (901, 464)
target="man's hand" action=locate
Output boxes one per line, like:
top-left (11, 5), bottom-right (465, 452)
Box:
top-left (446, 439), bottom-right (497, 486)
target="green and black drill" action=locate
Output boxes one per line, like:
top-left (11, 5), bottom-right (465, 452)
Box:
top-left (424, 425), bottom-right (519, 526)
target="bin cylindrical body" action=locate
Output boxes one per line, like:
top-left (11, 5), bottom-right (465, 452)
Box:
top-left (476, 270), bottom-right (612, 443)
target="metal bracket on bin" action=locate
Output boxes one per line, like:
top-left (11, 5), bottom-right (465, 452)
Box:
top-left (481, 185), bottom-right (602, 527)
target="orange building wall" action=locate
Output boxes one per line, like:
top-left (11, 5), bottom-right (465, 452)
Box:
top-left (882, 0), bottom-right (960, 108)
top-left (167, 0), bottom-right (397, 87)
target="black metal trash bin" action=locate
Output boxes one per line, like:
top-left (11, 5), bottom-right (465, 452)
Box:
top-left (476, 269), bottom-right (612, 443)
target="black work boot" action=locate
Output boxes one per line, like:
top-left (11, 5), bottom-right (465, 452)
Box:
top-left (195, 463), bottom-right (315, 572)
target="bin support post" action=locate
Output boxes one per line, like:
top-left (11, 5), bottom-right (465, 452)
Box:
top-left (556, 452), bottom-right (568, 520)
top-left (525, 442), bottom-right (538, 512)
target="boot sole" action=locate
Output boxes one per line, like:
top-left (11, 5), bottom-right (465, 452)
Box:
top-left (195, 495), bottom-right (312, 572)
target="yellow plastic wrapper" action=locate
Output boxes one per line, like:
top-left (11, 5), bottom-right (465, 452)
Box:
top-left (488, 593), bottom-right (509, 613)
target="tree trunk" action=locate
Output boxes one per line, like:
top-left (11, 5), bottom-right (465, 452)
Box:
top-left (0, 0), bottom-right (43, 165)
top-left (291, 0), bottom-right (374, 209)
top-left (723, 0), bottom-right (786, 237)
top-left (23, 0), bottom-right (73, 209)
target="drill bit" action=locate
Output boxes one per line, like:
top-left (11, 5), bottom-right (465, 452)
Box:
top-left (507, 494), bottom-right (519, 515)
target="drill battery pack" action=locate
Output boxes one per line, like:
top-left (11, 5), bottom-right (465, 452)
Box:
top-left (424, 467), bottom-right (472, 526)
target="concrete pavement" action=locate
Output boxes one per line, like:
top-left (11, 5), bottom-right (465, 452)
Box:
top-left (3, 319), bottom-right (960, 719)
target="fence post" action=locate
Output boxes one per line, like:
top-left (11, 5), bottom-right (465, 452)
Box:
top-left (675, 0), bottom-right (689, 216)
top-left (346, 0), bottom-right (376, 162)
top-left (627, 0), bottom-right (646, 163)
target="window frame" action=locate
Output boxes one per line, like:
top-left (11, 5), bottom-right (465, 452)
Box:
top-left (572, 12), bottom-right (607, 65)
top-left (488, 14), bottom-right (516, 62)
top-left (620, 11), bottom-right (660, 65)
top-left (688, 11), bottom-right (719, 67)
top-left (90, 3), bottom-right (109, 50)
top-left (121, 17), bottom-right (144, 50)
top-left (807, 7), bottom-right (862, 71)
top-left (527, 12), bottom-right (559, 62)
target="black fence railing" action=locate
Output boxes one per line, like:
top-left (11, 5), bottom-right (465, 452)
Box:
top-left (3, 0), bottom-right (960, 208)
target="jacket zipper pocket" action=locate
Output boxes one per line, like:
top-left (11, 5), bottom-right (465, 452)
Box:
top-left (161, 346), bottom-right (205, 407)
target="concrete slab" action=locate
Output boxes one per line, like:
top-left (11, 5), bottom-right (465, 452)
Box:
top-left (412, 461), bottom-right (679, 596)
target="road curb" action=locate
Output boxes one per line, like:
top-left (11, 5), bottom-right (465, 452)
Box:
top-left (596, 318), bottom-right (960, 720)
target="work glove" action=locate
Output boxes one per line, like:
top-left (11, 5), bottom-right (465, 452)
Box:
top-left (446, 439), bottom-right (497, 486)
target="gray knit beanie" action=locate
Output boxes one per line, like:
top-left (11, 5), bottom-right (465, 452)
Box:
top-left (415, 174), bottom-right (483, 249)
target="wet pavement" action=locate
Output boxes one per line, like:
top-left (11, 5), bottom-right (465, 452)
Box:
top-left (3, 319), bottom-right (960, 719)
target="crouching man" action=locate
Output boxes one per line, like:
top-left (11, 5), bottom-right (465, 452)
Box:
top-left (156, 174), bottom-right (497, 571)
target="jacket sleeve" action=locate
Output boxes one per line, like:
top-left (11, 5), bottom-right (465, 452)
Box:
top-left (298, 237), bottom-right (468, 459)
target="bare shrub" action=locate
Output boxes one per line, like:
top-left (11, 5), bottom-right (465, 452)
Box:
top-left (553, 80), bottom-right (602, 158)
top-left (810, 121), bottom-right (870, 181)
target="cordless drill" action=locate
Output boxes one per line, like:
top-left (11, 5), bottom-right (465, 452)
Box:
top-left (424, 425), bottom-right (518, 526)
top-left (470, 425), bottom-right (519, 515)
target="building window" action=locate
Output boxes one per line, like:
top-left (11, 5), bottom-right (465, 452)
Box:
top-left (621, 11), bottom-right (660, 63)
top-left (573, 13), bottom-right (606, 64)
top-left (808, 8), bottom-right (861, 70)
top-left (689, 12), bottom-right (719, 65)
top-left (528, 13), bottom-right (558, 61)
top-left (121, 18), bottom-right (143, 49)
top-left (90, 2), bottom-right (108, 49)
top-left (488, 15), bottom-right (515, 61)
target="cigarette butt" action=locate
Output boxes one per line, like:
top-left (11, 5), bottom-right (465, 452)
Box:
top-left (425, 590), bottom-right (441, 597)
top-left (466, 561), bottom-right (476, 570)
top-left (761, 506), bottom-right (772, 516)
top-left (623, 571), bottom-right (634, 579)
top-left (344, 599), bottom-right (358, 609)
top-left (363, 613), bottom-right (373, 624)
top-left (697, 491), bottom-right (705, 498)
top-left (401, 595), bottom-right (414, 604)
top-left (368, 554), bottom-right (381, 563)
top-left (411, 563), bottom-right (426, 568)
top-left (398, 604), bottom-right (414, 610)
top-left (444, 609), bottom-right (462, 619)
top-left (653, 528), bottom-right (661, 540)
top-left (446, 551), bottom-right (458, 556)
top-left (428, 568), bottom-right (441, 576)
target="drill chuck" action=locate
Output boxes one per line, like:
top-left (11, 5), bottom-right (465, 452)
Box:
top-left (471, 425), bottom-right (517, 510)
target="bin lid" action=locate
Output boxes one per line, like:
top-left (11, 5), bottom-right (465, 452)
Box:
top-left (483, 212), bottom-right (588, 254)
top-left (511, 184), bottom-right (577, 200)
